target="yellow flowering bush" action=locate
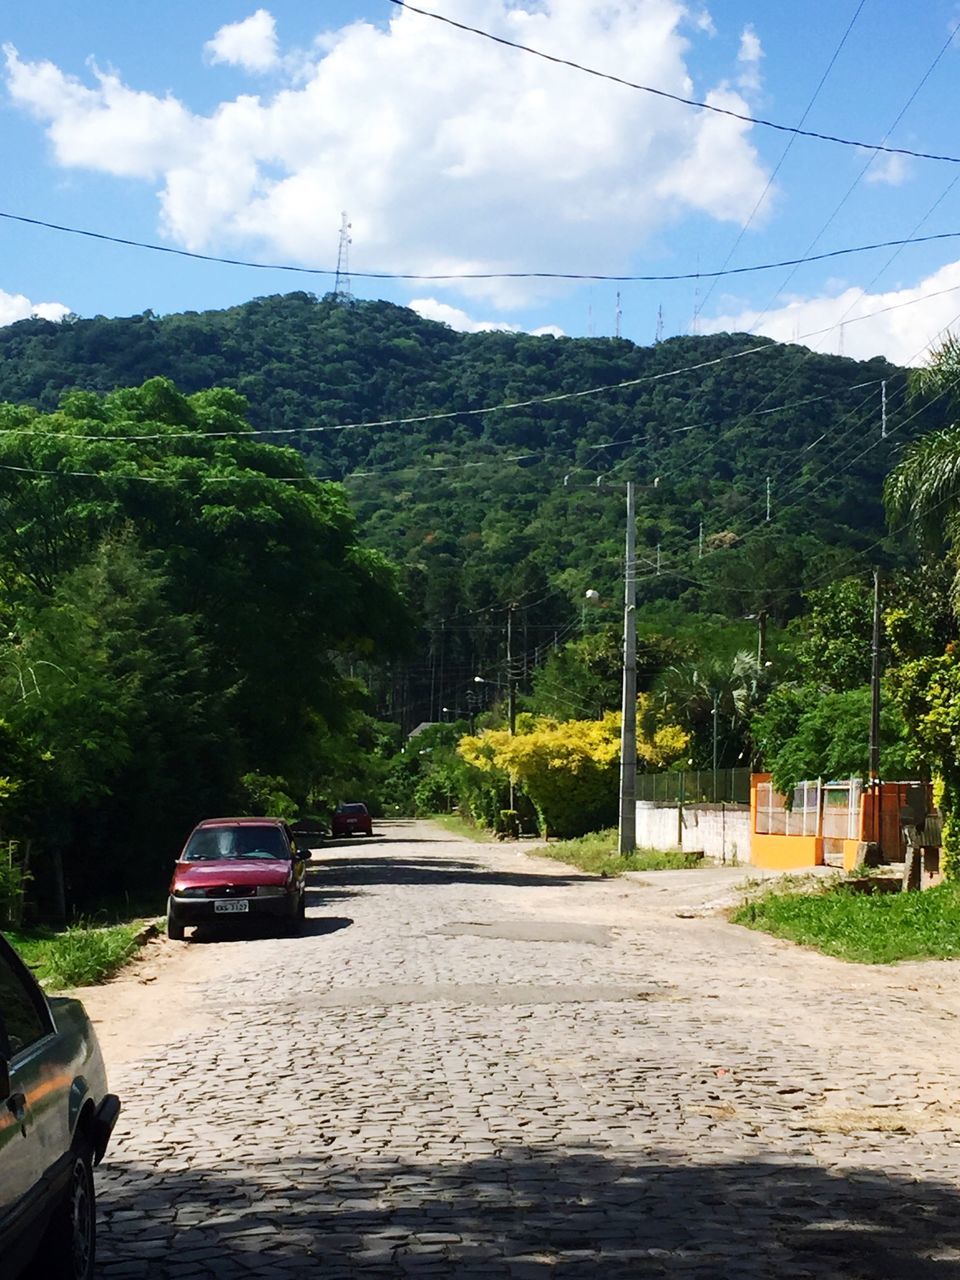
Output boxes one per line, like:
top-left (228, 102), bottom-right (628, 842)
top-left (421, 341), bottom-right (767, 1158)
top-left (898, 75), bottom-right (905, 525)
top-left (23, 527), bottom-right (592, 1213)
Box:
top-left (459, 708), bottom-right (688, 838)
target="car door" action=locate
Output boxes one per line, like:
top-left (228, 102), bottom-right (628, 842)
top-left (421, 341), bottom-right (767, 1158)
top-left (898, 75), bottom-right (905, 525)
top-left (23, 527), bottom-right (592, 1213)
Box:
top-left (0, 938), bottom-right (57, 1228)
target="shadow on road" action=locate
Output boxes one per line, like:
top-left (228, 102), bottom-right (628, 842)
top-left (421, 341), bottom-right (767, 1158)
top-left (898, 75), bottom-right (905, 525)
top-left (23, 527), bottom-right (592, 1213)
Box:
top-left (97, 1143), bottom-right (960, 1278)
top-left (313, 855), bottom-right (594, 889)
top-left (314, 834), bottom-right (386, 850)
top-left (183, 914), bottom-right (354, 943)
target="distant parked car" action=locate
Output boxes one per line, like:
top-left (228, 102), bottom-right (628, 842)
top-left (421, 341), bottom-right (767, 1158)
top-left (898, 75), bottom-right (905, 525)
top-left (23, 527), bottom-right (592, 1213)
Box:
top-left (166, 817), bottom-right (309, 941)
top-left (332, 803), bottom-right (373, 838)
top-left (0, 930), bottom-right (120, 1280)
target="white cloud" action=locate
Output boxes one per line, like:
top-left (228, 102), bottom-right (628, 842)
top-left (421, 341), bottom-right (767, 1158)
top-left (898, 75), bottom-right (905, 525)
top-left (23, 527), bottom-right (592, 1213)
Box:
top-left (866, 152), bottom-right (911, 187)
top-left (702, 257), bottom-right (960, 366)
top-left (0, 288), bottom-right (69, 328)
top-left (655, 87), bottom-right (770, 223)
top-left (205, 10), bottom-right (279, 73)
top-left (410, 297), bottom-right (563, 336)
top-left (3, 45), bottom-right (193, 179)
top-left (737, 24), bottom-right (763, 93)
top-left (3, 3), bottom-right (772, 309)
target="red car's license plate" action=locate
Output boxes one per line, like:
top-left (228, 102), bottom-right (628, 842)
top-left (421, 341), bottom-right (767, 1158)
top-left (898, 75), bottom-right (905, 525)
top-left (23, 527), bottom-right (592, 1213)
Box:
top-left (214, 900), bottom-right (249, 913)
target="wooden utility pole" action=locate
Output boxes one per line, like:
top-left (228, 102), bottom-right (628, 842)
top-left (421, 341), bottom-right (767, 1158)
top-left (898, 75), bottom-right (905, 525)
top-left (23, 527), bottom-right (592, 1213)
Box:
top-left (618, 481), bottom-right (637, 855)
top-left (507, 603), bottom-right (517, 811)
top-left (868, 571), bottom-right (881, 777)
top-left (869, 570), bottom-right (882, 853)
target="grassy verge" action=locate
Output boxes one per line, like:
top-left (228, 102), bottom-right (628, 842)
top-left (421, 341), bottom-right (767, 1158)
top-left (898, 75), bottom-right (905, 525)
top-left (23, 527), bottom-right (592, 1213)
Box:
top-left (732, 880), bottom-right (960, 964)
top-left (430, 813), bottom-right (495, 842)
top-left (533, 829), bottom-right (705, 877)
top-left (7, 921), bottom-right (147, 989)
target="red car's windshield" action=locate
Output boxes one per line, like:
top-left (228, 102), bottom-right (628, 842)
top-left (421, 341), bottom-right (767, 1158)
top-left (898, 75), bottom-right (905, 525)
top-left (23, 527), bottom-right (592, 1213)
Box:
top-left (183, 826), bottom-right (288, 861)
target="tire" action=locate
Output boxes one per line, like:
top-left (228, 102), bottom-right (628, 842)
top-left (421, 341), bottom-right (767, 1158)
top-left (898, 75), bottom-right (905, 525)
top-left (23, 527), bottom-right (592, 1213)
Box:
top-left (298, 890), bottom-right (306, 922)
top-left (32, 1149), bottom-right (96, 1280)
top-left (166, 898), bottom-right (185, 941)
top-left (283, 896), bottom-right (303, 936)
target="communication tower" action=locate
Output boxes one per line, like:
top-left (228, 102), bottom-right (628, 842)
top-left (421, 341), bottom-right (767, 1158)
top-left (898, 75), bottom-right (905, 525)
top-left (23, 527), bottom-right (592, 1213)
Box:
top-left (334, 211), bottom-right (353, 301)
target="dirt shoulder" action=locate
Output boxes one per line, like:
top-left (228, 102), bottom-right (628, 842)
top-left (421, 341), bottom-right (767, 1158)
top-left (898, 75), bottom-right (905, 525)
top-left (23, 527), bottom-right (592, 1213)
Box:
top-left (65, 930), bottom-right (227, 1070)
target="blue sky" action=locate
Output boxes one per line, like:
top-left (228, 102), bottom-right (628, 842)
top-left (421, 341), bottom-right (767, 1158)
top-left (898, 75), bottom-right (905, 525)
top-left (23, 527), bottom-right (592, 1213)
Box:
top-left (4, 0), bottom-right (960, 364)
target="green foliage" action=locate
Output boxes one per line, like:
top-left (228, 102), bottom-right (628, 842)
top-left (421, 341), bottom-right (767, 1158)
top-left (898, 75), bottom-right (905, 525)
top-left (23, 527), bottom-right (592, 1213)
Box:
top-left (733, 881), bottom-right (960, 964)
top-left (428, 813), bottom-right (495, 841)
top-left (753, 685), bottom-right (912, 796)
top-left (0, 844), bottom-right (28, 928)
top-left (0, 295), bottom-right (921, 731)
top-left (0, 377), bottom-right (411, 909)
top-left (651, 649), bottom-right (770, 769)
top-left (460, 714), bottom-right (620, 838)
top-left (498, 809), bottom-right (520, 838)
top-left (237, 773), bottom-right (298, 819)
top-left (535, 828), bottom-right (704, 876)
top-left (9, 922), bottom-right (142, 989)
top-left (794, 578), bottom-right (874, 690)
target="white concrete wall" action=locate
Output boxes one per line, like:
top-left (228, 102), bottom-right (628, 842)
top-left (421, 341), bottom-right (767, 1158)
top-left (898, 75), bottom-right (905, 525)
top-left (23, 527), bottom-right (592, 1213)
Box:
top-left (636, 802), bottom-right (752, 864)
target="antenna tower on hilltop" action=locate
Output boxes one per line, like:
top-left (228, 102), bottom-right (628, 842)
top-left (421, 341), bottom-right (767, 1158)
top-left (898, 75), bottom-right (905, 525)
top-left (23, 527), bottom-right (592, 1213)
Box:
top-left (334, 211), bottom-right (353, 300)
top-left (615, 291), bottom-right (622, 339)
top-left (655, 304), bottom-right (664, 344)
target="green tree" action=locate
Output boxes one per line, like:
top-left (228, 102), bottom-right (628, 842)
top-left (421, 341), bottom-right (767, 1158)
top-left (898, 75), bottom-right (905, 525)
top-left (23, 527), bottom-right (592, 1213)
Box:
top-left (753, 685), bottom-right (912, 798)
top-left (794, 578), bottom-right (874, 690)
top-left (0, 379), bottom-right (413, 908)
top-left (884, 335), bottom-right (960, 875)
top-left (650, 650), bottom-right (772, 768)
top-left (459, 714), bottom-right (620, 838)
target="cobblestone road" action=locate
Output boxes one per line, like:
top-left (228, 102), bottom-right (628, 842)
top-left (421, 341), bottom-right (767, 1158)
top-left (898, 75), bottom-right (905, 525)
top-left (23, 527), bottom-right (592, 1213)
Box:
top-left (97, 822), bottom-right (960, 1278)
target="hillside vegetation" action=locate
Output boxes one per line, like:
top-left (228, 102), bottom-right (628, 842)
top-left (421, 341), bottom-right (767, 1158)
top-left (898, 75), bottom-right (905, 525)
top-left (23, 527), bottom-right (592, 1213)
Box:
top-left (0, 292), bottom-right (932, 731)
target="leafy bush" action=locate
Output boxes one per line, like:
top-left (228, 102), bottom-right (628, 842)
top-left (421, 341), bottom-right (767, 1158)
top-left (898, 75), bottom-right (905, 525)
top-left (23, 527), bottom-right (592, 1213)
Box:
top-left (237, 772), bottom-right (299, 819)
top-left (460, 714), bottom-right (620, 838)
top-left (31, 921), bottom-right (142, 988)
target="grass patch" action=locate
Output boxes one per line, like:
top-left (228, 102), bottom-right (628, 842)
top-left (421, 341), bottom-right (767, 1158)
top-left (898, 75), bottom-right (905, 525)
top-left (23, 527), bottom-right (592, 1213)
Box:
top-left (7, 921), bottom-right (144, 989)
top-left (732, 880), bottom-right (960, 964)
top-left (534, 829), bottom-right (704, 877)
top-left (430, 813), bottom-right (495, 842)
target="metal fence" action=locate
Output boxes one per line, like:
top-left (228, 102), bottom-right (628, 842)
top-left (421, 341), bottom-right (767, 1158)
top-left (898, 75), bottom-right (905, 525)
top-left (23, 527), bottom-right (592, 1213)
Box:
top-left (754, 777), bottom-right (864, 840)
top-left (636, 767), bottom-right (751, 807)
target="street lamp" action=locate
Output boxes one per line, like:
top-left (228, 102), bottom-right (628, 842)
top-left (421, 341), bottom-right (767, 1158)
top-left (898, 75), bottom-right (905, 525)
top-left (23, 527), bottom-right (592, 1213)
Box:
top-left (582, 587), bottom-right (601, 632)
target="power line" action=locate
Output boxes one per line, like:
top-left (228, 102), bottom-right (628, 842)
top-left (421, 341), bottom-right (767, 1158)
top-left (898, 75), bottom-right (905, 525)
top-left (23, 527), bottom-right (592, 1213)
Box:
top-left (5, 209), bottom-right (960, 284)
top-left (743, 17), bottom-right (960, 342)
top-left (643, 366), bottom-right (960, 597)
top-left (0, 340), bottom-right (779, 444)
top-left (695, 0), bottom-right (868, 325)
top-left (12, 280), bottom-right (939, 457)
top-left (385, 0), bottom-right (960, 167)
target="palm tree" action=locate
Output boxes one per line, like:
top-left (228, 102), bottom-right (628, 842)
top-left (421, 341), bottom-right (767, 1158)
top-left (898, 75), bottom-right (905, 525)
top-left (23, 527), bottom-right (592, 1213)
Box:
top-left (885, 334), bottom-right (960, 550)
top-left (647, 650), bottom-right (771, 770)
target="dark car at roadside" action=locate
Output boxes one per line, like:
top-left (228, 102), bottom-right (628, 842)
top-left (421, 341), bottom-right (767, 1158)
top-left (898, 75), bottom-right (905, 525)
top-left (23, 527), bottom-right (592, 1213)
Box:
top-left (0, 931), bottom-right (120, 1280)
top-left (166, 817), bottom-right (309, 941)
top-left (331, 802), bottom-right (373, 838)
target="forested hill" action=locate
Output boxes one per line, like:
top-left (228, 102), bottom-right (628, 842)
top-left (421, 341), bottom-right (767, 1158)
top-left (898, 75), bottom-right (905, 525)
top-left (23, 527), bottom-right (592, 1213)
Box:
top-left (0, 292), bottom-right (934, 719)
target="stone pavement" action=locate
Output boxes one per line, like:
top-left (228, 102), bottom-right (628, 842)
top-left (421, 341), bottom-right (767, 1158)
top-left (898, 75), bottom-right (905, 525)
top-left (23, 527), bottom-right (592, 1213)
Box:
top-left (97, 821), bottom-right (960, 1278)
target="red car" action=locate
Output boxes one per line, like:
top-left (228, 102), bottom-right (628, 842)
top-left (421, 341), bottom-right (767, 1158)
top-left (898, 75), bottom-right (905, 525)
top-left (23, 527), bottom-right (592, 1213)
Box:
top-left (166, 818), bottom-right (309, 940)
top-left (332, 802), bottom-right (373, 837)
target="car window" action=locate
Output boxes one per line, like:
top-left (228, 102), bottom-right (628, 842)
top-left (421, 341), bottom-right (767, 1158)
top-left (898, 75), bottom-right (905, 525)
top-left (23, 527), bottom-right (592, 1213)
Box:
top-left (339, 804), bottom-right (368, 816)
top-left (183, 825), bottom-right (289, 860)
top-left (0, 946), bottom-right (52, 1058)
